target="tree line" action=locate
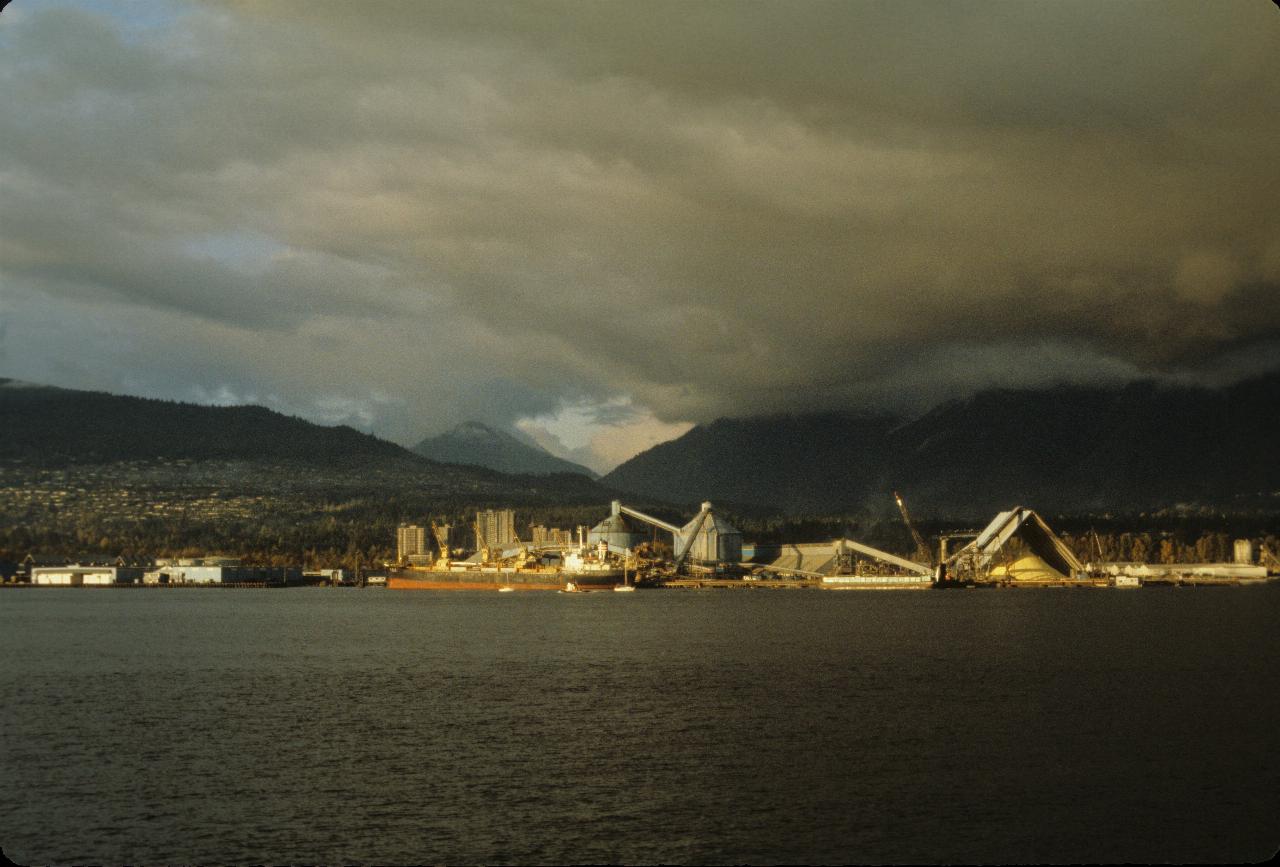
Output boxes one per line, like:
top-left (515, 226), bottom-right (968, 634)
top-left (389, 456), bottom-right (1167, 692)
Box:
top-left (3, 502), bottom-right (1277, 574)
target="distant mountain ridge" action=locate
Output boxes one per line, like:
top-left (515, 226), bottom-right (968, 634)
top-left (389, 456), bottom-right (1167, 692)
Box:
top-left (9, 374), bottom-right (1278, 520)
top-left (601, 372), bottom-right (1280, 517)
top-left (412, 421), bottom-right (599, 479)
top-left (0, 378), bottom-right (413, 466)
top-left (0, 379), bottom-right (610, 504)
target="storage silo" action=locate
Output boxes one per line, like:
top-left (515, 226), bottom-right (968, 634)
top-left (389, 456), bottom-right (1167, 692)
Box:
top-left (587, 501), bottom-right (649, 553)
top-left (677, 502), bottom-right (743, 564)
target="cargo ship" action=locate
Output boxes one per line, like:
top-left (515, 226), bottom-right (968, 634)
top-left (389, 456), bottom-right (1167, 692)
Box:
top-left (387, 541), bottom-right (626, 591)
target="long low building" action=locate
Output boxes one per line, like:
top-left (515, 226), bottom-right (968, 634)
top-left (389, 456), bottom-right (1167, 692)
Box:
top-left (1097, 562), bottom-right (1269, 580)
top-left (822, 574), bottom-right (933, 587)
top-left (144, 564), bottom-right (301, 585)
top-left (32, 560), bottom-right (301, 586)
top-left (32, 566), bottom-right (144, 586)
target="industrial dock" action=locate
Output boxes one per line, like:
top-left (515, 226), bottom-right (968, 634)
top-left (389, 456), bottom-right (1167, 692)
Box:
top-left (383, 500), bottom-right (1280, 593)
top-left (9, 496), bottom-right (1276, 593)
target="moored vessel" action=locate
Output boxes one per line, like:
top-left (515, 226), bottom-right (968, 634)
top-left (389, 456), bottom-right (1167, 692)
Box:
top-left (388, 539), bottom-right (628, 591)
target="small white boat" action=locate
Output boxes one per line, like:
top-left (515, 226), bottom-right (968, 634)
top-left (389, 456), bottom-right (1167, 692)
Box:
top-left (563, 581), bottom-right (580, 593)
top-left (497, 585), bottom-right (516, 593)
top-left (613, 584), bottom-right (636, 592)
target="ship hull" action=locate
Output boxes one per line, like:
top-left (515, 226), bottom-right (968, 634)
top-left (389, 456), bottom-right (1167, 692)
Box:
top-left (388, 567), bottom-right (624, 591)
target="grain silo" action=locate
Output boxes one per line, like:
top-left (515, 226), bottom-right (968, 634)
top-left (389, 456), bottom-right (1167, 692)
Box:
top-left (588, 501), bottom-right (649, 553)
top-left (676, 502), bottom-right (743, 565)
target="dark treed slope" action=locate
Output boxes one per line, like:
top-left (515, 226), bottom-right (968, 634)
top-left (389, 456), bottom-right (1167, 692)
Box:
top-left (413, 421), bottom-right (598, 479)
top-left (1, 380), bottom-right (411, 466)
top-left (599, 413), bottom-right (897, 515)
top-left (601, 372), bottom-right (1280, 517)
top-left (0, 380), bottom-right (649, 568)
top-left (0, 379), bottom-right (608, 502)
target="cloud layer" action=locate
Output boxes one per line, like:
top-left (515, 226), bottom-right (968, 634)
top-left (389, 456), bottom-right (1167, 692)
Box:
top-left (2, 1), bottom-right (1278, 467)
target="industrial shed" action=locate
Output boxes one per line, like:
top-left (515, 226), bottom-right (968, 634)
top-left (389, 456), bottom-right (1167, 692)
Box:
top-left (949, 507), bottom-right (1085, 581)
top-left (747, 538), bottom-right (931, 577)
top-left (32, 566), bottom-right (143, 585)
top-left (144, 560), bottom-right (298, 585)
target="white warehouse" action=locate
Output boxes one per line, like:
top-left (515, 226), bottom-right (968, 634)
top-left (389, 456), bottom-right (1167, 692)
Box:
top-left (32, 566), bottom-right (143, 586)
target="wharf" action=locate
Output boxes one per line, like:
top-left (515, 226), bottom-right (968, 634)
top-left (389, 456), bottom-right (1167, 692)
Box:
top-left (658, 576), bottom-right (1277, 590)
top-left (12, 582), bottom-right (284, 589)
top-left (660, 578), bottom-right (819, 590)
top-left (1133, 575), bottom-right (1271, 587)
top-left (655, 578), bottom-right (928, 590)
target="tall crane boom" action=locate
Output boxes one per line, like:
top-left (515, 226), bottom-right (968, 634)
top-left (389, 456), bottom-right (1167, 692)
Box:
top-left (893, 491), bottom-right (932, 566)
top-left (430, 521), bottom-right (451, 557)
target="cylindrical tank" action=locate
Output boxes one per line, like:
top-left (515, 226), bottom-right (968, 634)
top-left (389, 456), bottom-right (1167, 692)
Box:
top-left (1234, 539), bottom-right (1254, 565)
top-left (587, 501), bottom-right (648, 552)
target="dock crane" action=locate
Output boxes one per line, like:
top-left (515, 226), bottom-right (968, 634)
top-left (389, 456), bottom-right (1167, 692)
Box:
top-left (893, 491), bottom-right (933, 566)
top-left (430, 521), bottom-right (452, 562)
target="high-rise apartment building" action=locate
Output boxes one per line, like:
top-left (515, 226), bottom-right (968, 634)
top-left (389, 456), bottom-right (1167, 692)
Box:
top-left (474, 509), bottom-right (516, 549)
top-left (396, 525), bottom-right (427, 562)
top-left (530, 525), bottom-right (572, 547)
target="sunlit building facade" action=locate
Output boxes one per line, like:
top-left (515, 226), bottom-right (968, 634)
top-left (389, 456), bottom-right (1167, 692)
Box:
top-left (475, 509), bottom-right (516, 549)
top-left (397, 525), bottom-right (428, 562)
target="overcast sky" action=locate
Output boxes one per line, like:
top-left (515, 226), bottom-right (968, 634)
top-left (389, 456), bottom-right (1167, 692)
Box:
top-left (2, 1), bottom-right (1278, 472)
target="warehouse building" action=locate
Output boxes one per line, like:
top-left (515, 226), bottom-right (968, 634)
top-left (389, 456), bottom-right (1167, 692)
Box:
top-left (33, 565), bottom-right (144, 585)
top-left (143, 559), bottom-right (299, 585)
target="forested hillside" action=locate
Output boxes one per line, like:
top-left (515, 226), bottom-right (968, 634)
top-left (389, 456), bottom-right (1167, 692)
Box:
top-left (603, 372), bottom-right (1280, 518)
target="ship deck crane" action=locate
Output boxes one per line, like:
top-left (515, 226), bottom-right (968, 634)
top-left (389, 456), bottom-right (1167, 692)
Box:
top-left (430, 521), bottom-right (452, 559)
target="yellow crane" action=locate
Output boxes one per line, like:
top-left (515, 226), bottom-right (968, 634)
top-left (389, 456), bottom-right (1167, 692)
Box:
top-left (893, 490), bottom-right (933, 566)
top-left (430, 521), bottom-right (452, 563)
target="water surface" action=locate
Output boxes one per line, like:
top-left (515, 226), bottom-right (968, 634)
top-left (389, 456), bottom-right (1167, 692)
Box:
top-left (2, 586), bottom-right (1277, 864)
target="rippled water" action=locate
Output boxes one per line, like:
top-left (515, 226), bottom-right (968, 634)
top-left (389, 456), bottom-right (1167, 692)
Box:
top-left (2, 586), bottom-right (1278, 865)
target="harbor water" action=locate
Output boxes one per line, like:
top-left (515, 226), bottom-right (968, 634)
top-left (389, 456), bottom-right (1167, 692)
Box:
top-left (2, 586), bottom-right (1278, 864)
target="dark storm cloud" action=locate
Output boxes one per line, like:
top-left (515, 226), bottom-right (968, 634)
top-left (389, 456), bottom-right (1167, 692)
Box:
top-left (2, 1), bottom-right (1278, 456)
